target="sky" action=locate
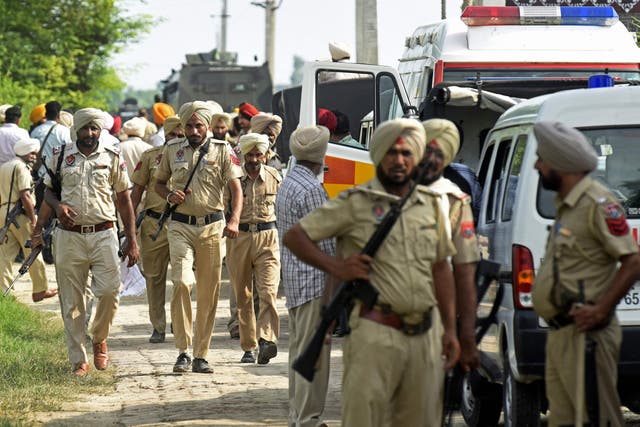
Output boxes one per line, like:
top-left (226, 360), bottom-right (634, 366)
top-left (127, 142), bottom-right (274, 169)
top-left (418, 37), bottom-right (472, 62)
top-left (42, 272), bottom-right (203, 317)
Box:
top-left (112, 0), bottom-right (464, 90)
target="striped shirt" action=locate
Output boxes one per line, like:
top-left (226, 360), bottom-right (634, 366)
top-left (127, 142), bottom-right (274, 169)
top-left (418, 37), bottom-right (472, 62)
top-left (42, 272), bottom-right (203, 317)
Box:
top-left (276, 164), bottom-right (336, 309)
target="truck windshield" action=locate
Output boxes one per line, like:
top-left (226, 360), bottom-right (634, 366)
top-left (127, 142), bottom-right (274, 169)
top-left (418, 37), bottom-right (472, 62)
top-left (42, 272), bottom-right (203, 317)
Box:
top-left (445, 69), bottom-right (640, 82)
top-left (538, 126), bottom-right (640, 219)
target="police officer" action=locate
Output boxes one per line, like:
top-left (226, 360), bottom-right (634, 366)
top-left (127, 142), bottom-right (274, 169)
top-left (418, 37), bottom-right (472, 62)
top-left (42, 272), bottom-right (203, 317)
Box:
top-left (0, 138), bottom-right (57, 302)
top-left (250, 112), bottom-right (283, 172)
top-left (532, 121), bottom-right (640, 426)
top-left (284, 118), bottom-right (460, 426)
top-left (154, 101), bottom-right (243, 374)
top-left (33, 108), bottom-right (139, 377)
top-left (130, 116), bottom-right (184, 344)
top-left (226, 133), bottom-right (281, 365)
top-left (421, 119), bottom-right (481, 425)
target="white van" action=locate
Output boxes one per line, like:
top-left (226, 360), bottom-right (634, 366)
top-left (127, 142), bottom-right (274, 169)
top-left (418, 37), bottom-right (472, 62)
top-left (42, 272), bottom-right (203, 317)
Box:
top-left (465, 85), bottom-right (640, 426)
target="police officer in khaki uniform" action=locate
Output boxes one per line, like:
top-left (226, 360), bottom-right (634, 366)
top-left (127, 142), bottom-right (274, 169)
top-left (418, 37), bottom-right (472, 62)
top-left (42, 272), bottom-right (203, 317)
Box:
top-left (226, 133), bottom-right (282, 364)
top-left (0, 138), bottom-right (57, 301)
top-left (421, 119), bottom-right (481, 425)
top-left (131, 116), bottom-right (183, 344)
top-left (284, 118), bottom-right (460, 426)
top-left (154, 101), bottom-right (243, 374)
top-left (250, 112), bottom-right (283, 172)
top-left (531, 121), bottom-right (640, 426)
top-left (33, 108), bottom-right (139, 377)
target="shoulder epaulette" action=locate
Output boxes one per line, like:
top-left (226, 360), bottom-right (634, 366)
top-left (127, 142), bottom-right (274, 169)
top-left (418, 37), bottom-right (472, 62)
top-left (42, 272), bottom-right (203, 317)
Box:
top-left (105, 144), bottom-right (120, 155)
top-left (166, 138), bottom-right (184, 147)
top-left (264, 165), bottom-right (282, 182)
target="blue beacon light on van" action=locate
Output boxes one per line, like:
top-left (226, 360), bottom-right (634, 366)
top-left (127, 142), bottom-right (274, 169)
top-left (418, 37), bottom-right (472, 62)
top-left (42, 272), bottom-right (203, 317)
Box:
top-left (461, 6), bottom-right (619, 27)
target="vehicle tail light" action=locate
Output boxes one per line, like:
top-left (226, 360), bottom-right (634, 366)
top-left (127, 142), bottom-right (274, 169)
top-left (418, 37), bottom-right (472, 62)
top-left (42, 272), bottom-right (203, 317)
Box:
top-left (512, 244), bottom-right (535, 309)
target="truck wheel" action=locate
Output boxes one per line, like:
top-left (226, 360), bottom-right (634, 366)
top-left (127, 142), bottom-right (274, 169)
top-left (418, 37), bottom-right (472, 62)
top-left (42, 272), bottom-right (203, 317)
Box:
top-left (461, 370), bottom-right (502, 427)
top-left (502, 348), bottom-right (542, 427)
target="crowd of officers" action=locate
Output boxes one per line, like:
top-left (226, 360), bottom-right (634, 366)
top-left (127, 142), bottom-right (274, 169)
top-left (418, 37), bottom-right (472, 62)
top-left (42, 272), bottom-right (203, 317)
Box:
top-left (0, 95), bottom-right (637, 426)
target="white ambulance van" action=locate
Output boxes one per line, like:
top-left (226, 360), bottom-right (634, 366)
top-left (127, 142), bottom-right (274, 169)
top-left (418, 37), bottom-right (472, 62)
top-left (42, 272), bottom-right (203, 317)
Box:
top-left (463, 85), bottom-right (640, 426)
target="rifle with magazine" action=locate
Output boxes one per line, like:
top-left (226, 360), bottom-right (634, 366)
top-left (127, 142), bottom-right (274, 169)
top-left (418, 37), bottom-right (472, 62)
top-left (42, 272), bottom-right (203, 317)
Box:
top-left (151, 140), bottom-right (210, 241)
top-left (2, 219), bottom-right (57, 297)
top-left (292, 159), bottom-right (434, 382)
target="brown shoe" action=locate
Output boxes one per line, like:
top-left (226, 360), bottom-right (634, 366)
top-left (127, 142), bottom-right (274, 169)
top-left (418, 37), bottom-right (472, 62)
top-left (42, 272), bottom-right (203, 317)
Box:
top-left (32, 289), bottom-right (58, 302)
top-left (93, 341), bottom-right (109, 370)
top-left (73, 362), bottom-right (90, 377)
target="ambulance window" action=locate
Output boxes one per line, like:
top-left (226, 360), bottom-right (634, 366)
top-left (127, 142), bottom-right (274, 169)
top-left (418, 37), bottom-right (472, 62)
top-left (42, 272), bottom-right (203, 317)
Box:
top-left (485, 138), bottom-right (512, 223)
top-left (501, 135), bottom-right (527, 222)
top-left (377, 73), bottom-right (405, 123)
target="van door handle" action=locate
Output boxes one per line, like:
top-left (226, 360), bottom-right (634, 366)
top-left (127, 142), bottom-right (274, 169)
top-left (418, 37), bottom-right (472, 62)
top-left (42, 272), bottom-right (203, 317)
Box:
top-left (324, 166), bottom-right (329, 172)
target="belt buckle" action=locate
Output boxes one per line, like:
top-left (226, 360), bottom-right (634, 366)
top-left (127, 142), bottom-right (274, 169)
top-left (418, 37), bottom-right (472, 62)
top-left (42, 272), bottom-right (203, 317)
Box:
top-left (249, 223), bottom-right (258, 232)
top-left (402, 322), bottom-right (420, 336)
top-left (195, 216), bottom-right (205, 227)
top-left (81, 225), bottom-right (95, 234)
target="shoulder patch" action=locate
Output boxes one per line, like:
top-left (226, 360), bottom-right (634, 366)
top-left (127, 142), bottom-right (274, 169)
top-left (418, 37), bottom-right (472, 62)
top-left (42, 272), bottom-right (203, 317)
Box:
top-left (230, 149), bottom-right (240, 166)
top-left (603, 202), bottom-right (630, 236)
top-left (134, 161), bottom-right (142, 172)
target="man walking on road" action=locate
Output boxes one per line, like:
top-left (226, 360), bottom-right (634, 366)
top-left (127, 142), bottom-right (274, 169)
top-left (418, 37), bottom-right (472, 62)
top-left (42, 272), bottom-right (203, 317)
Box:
top-left (276, 125), bottom-right (335, 427)
top-left (226, 133), bottom-right (281, 365)
top-left (284, 118), bottom-right (460, 426)
top-left (154, 101), bottom-right (243, 374)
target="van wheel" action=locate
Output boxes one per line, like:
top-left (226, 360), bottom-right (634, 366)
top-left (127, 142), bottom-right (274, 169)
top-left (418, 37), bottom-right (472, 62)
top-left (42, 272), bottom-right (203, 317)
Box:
top-left (461, 370), bottom-right (503, 427)
top-left (502, 348), bottom-right (542, 427)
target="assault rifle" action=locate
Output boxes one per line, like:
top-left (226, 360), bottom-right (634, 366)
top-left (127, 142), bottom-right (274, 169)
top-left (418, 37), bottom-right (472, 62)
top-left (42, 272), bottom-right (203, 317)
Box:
top-left (0, 201), bottom-right (24, 244)
top-left (151, 141), bottom-right (210, 241)
top-left (2, 219), bottom-right (57, 297)
top-left (292, 159), bottom-right (434, 382)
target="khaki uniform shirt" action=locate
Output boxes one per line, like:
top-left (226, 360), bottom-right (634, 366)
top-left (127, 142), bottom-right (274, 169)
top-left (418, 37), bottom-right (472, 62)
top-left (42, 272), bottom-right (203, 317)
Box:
top-left (300, 177), bottom-right (456, 314)
top-left (155, 137), bottom-right (243, 216)
top-left (532, 176), bottom-right (638, 321)
top-left (44, 141), bottom-right (130, 225)
top-left (131, 146), bottom-right (166, 213)
top-left (0, 158), bottom-right (33, 212)
top-left (238, 164), bottom-right (281, 223)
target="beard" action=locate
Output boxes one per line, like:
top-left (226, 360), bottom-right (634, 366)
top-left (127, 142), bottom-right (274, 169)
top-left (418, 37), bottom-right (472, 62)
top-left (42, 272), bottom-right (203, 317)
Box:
top-left (77, 135), bottom-right (99, 149)
top-left (539, 169), bottom-right (562, 191)
top-left (213, 132), bottom-right (225, 140)
top-left (377, 165), bottom-right (412, 190)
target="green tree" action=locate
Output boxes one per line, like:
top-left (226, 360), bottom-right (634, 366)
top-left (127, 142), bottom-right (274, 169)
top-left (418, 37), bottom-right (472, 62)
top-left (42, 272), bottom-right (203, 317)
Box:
top-left (0, 0), bottom-right (151, 116)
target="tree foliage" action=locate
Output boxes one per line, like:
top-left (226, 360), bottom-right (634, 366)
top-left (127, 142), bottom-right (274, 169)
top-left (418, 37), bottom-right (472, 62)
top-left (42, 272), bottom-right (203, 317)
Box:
top-left (0, 0), bottom-right (152, 117)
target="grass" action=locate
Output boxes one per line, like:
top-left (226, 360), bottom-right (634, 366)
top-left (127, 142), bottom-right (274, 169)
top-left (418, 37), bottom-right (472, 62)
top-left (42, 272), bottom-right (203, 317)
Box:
top-left (0, 296), bottom-right (115, 425)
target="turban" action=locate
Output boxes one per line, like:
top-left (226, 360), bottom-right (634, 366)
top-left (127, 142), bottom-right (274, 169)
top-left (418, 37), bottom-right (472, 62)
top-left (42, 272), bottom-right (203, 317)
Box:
top-left (239, 102), bottom-right (259, 120)
top-left (318, 109), bottom-right (337, 133)
top-left (123, 117), bottom-right (147, 138)
top-left (111, 115), bottom-right (122, 135)
top-left (239, 133), bottom-right (270, 155)
top-left (422, 119), bottom-right (460, 167)
top-left (163, 116), bottom-right (182, 136)
top-left (211, 112), bottom-right (232, 130)
top-left (534, 121), bottom-right (597, 173)
top-left (58, 111), bottom-right (73, 128)
top-left (102, 111), bottom-right (115, 131)
top-left (178, 101), bottom-right (216, 128)
top-left (14, 138), bottom-right (40, 156)
top-left (290, 125), bottom-right (330, 164)
top-left (30, 104), bottom-right (46, 124)
top-left (370, 118), bottom-right (426, 167)
top-left (71, 108), bottom-right (105, 142)
top-left (0, 104), bottom-right (12, 123)
top-left (152, 102), bottom-right (175, 126)
top-left (206, 100), bottom-right (223, 115)
top-left (329, 41), bottom-right (351, 61)
top-left (250, 112), bottom-right (283, 138)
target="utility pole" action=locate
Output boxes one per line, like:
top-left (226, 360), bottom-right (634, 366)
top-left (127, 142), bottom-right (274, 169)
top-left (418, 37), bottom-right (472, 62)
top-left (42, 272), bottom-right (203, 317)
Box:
top-left (220, 0), bottom-right (229, 53)
top-left (355, 0), bottom-right (378, 64)
top-left (251, 0), bottom-right (282, 83)
top-left (442, 0), bottom-right (447, 19)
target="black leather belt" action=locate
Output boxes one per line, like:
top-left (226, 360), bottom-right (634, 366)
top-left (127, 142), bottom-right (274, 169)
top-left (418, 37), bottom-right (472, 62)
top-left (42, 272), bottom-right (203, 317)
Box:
top-left (360, 305), bottom-right (432, 336)
top-left (171, 211), bottom-right (223, 226)
top-left (238, 221), bottom-right (277, 232)
top-left (145, 209), bottom-right (163, 219)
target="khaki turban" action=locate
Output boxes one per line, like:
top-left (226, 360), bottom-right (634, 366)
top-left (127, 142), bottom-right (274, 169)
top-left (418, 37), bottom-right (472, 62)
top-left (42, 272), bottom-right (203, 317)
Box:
top-left (239, 133), bottom-right (270, 155)
top-left (290, 125), bottom-right (330, 164)
top-left (58, 111), bottom-right (73, 128)
top-left (178, 101), bottom-right (215, 128)
top-left (163, 116), bottom-right (182, 136)
top-left (370, 118), bottom-right (426, 166)
top-left (123, 117), bottom-right (146, 138)
top-left (102, 111), bottom-right (114, 131)
top-left (72, 108), bottom-right (105, 142)
top-left (251, 113), bottom-right (283, 138)
top-left (211, 112), bottom-right (232, 130)
top-left (0, 104), bottom-right (12, 123)
top-left (534, 121), bottom-right (597, 174)
top-left (422, 119), bottom-right (460, 167)
top-left (14, 138), bottom-right (40, 156)
top-left (152, 102), bottom-right (175, 126)
top-left (206, 100), bottom-right (224, 115)
top-left (329, 41), bottom-right (351, 61)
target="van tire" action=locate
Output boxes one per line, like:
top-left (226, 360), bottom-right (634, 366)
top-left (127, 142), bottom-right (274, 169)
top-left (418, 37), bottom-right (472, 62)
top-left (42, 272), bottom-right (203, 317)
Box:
top-left (502, 347), bottom-right (541, 427)
top-left (461, 370), bottom-right (503, 427)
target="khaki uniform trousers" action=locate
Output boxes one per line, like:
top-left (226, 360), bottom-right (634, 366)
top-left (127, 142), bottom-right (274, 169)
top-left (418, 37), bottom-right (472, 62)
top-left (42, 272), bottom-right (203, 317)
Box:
top-left (342, 307), bottom-right (440, 427)
top-left (425, 311), bottom-right (445, 427)
top-left (168, 219), bottom-right (224, 359)
top-left (139, 215), bottom-right (169, 333)
top-left (546, 319), bottom-right (623, 427)
top-left (53, 227), bottom-right (120, 365)
top-left (288, 297), bottom-right (330, 427)
top-left (0, 214), bottom-right (48, 294)
top-left (226, 228), bottom-right (280, 351)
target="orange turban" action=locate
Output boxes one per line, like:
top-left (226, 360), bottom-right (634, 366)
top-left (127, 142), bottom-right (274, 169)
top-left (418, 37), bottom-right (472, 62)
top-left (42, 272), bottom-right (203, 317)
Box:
top-left (153, 102), bottom-right (175, 126)
top-left (238, 102), bottom-right (259, 120)
top-left (30, 104), bottom-right (46, 124)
